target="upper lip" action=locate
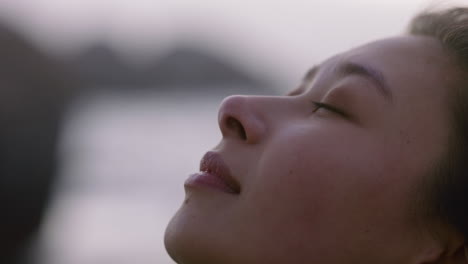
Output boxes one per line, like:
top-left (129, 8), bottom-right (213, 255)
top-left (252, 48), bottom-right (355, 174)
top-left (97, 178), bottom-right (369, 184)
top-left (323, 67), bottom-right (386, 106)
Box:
top-left (200, 151), bottom-right (241, 194)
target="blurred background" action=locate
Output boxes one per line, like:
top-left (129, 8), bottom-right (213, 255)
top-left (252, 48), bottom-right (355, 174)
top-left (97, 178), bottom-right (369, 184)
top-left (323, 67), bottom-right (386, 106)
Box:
top-left (0, 0), bottom-right (464, 263)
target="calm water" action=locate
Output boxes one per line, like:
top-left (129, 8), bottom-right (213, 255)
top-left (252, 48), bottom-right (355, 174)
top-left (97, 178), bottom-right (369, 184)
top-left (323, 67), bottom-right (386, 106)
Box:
top-left (39, 90), bottom-right (228, 264)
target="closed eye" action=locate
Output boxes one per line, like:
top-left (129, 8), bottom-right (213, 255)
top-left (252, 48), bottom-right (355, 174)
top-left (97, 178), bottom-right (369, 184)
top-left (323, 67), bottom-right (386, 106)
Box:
top-left (312, 101), bottom-right (348, 118)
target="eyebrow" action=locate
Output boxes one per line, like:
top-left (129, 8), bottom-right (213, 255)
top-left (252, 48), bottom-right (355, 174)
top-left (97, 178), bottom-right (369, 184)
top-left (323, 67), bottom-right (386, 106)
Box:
top-left (301, 62), bottom-right (393, 102)
top-left (335, 62), bottom-right (392, 102)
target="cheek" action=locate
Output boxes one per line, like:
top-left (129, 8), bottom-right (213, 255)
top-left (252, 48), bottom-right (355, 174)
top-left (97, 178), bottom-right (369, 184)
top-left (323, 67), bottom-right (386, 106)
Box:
top-left (246, 128), bottom-right (352, 226)
top-left (246, 125), bottom-right (413, 235)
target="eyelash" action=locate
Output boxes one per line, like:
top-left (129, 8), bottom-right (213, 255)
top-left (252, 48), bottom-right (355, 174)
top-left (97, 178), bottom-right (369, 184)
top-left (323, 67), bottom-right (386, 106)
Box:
top-left (312, 101), bottom-right (348, 117)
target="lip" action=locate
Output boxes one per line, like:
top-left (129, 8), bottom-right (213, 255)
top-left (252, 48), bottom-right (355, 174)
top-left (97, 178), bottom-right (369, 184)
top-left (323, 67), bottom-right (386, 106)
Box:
top-left (184, 151), bottom-right (241, 194)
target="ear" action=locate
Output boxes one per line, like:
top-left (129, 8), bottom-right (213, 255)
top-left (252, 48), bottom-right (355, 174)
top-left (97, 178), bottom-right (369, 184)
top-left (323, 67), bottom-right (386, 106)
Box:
top-left (463, 246), bottom-right (468, 263)
top-left (443, 244), bottom-right (468, 264)
top-left (414, 244), bottom-right (468, 264)
top-left (412, 229), bottom-right (467, 264)
top-left (435, 241), bottom-right (468, 264)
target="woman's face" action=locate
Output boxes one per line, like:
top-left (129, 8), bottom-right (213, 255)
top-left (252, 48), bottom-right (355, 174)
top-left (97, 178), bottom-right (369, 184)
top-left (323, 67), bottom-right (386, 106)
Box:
top-left (165, 36), bottom-right (459, 264)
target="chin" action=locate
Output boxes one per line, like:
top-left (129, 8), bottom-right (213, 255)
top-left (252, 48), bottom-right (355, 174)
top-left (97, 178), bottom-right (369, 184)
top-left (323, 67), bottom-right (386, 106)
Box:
top-left (164, 207), bottom-right (196, 264)
top-left (164, 212), bottom-right (181, 263)
top-left (164, 207), bottom-right (222, 264)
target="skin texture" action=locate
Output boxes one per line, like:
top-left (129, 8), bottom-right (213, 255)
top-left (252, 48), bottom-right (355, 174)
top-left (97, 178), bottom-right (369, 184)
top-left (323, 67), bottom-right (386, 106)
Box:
top-left (165, 36), bottom-right (462, 264)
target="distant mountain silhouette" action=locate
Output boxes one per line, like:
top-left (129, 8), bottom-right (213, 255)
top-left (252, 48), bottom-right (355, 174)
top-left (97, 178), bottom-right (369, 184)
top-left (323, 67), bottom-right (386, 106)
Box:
top-left (66, 43), bottom-right (136, 86)
top-left (142, 47), bottom-right (265, 87)
top-left (65, 42), bottom-right (273, 93)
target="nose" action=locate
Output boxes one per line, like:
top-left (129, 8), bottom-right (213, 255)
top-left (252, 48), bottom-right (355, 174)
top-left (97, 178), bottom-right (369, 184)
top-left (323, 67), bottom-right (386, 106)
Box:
top-left (218, 95), bottom-right (266, 144)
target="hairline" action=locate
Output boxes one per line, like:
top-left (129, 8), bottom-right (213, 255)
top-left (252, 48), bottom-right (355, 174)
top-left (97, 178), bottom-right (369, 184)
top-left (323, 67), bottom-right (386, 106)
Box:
top-left (406, 11), bottom-right (468, 239)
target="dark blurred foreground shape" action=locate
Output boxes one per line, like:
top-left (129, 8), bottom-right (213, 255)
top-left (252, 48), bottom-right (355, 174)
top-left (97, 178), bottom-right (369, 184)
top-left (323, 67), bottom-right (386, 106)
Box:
top-left (0, 22), bottom-right (74, 264)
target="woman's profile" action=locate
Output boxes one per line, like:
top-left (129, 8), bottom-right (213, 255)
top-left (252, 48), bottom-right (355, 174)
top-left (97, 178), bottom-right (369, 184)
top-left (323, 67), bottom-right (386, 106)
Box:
top-left (165, 6), bottom-right (468, 264)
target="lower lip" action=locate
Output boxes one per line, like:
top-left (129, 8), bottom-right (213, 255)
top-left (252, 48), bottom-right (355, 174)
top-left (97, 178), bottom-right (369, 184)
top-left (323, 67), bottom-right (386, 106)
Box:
top-left (185, 172), bottom-right (238, 194)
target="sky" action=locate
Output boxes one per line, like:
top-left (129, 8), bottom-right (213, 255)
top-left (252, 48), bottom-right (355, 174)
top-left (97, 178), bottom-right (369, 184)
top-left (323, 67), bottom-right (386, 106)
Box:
top-left (0, 0), bottom-right (464, 86)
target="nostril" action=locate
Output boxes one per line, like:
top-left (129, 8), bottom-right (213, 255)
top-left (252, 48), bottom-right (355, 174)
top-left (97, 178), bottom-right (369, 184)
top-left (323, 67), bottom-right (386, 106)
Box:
top-left (226, 116), bottom-right (247, 141)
